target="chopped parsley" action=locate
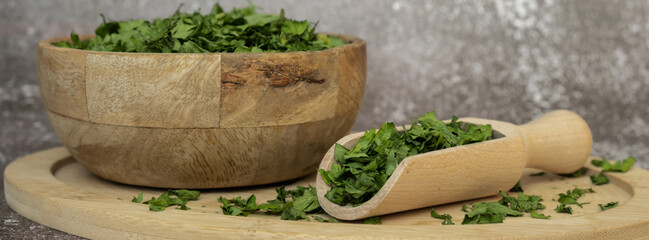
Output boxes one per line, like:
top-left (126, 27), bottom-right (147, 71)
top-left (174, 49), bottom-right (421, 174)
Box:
top-left (131, 190), bottom-right (200, 211)
top-left (591, 157), bottom-right (636, 173)
top-left (312, 216), bottom-right (339, 223)
top-left (598, 202), bottom-right (619, 211)
top-left (218, 186), bottom-right (323, 221)
top-left (458, 190), bottom-right (547, 225)
top-left (590, 173), bottom-right (610, 185)
top-left (430, 208), bottom-right (454, 225)
top-left (554, 187), bottom-right (594, 214)
top-left (319, 111), bottom-right (493, 206)
top-left (53, 4), bottom-right (345, 53)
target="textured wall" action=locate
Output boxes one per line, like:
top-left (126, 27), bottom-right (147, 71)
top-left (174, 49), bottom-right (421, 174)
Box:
top-left (1, 0), bottom-right (648, 238)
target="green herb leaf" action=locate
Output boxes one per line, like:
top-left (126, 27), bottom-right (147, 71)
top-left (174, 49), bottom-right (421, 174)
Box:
top-left (218, 195), bottom-right (259, 216)
top-left (292, 189), bottom-right (320, 213)
top-left (312, 216), bottom-right (339, 223)
top-left (139, 190), bottom-right (200, 212)
top-left (171, 189), bottom-right (201, 201)
top-left (554, 204), bottom-right (573, 214)
top-left (462, 201), bottom-right (523, 225)
top-left (591, 159), bottom-right (605, 167)
top-left (70, 31), bottom-right (81, 48)
top-left (363, 216), bottom-right (382, 225)
top-left (591, 157), bottom-right (635, 172)
top-left (333, 144), bottom-right (350, 164)
top-left (497, 191), bottom-right (545, 213)
top-left (590, 173), bottom-right (610, 185)
top-left (530, 210), bottom-right (551, 219)
top-left (281, 20), bottom-right (309, 35)
top-left (598, 202), bottom-right (619, 211)
top-left (430, 208), bottom-right (454, 225)
top-left (131, 192), bottom-right (144, 203)
top-left (171, 19), bottom-right (196, 40)
top-left (556, 187), bottom-right (593, 209)
top-left (281, 207), bottom-right (307, 220)
top-left (144, 192), bottom-right (171, 212)
top-left (461, 204), bottom-right (468, 212)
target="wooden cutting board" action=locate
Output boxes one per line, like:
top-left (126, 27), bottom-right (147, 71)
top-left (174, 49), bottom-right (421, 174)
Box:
top-left (4, 147), bottom-right (649, 239)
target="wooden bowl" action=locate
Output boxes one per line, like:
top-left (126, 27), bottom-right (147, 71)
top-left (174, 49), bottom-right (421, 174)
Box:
top-left (37, 35), bottom-right (366, 188)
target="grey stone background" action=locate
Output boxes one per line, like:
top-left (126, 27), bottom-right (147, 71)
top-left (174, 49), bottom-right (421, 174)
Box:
top-left (1, 0), bottom-right (648, 238)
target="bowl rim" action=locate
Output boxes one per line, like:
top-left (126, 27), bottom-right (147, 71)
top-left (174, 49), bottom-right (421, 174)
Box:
top-left (38, 33), bottom-right (365, 56)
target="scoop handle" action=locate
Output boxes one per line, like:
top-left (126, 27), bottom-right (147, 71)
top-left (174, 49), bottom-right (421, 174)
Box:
top-left (519, 110), bottom-right (592, 173)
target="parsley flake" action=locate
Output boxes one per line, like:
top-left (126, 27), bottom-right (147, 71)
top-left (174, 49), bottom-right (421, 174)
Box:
top-left (590, 173), bottom-right (610, 185)
top-left (131, 192), bottom-right (143, 203)
top-left (554, 204), bottom-right (573, 214)
top-left (312, 216), bottom-right (339, 223)
top-left (139, 190), bottom-right (200, 211)
top-left (598, 202), bottom-right (619, 211)
top-left (554, 187), bottom-right (594, 213)
top-left (530, 210), bottom-right (551, 219)
top-left (430, 208), bottom-right (454, 225)
top-left (591, 157), bottom-right (635, 173)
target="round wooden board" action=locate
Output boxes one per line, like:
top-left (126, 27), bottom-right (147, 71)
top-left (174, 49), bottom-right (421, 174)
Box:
top-left (4, 147), bottom-right (649, 239)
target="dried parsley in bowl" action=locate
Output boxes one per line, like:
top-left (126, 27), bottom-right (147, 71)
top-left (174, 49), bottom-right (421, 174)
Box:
top-left (318, 111), bottom-right (493, 206)
top-left (53, 4), bottom-right (346, 53)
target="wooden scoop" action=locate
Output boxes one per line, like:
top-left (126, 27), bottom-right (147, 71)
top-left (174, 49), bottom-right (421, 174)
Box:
top-left (316, 110), bottom-right (592, 220)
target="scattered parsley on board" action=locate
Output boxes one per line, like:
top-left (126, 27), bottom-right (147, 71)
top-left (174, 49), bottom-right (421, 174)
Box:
top-left (554, 187), bottom-right (594, 214)
top-left (131, 190), bottom-right (200, 211)
top-left (591, 157), bottom-right (635, 173)
top-left (217, 186), bottom-right (323, 221)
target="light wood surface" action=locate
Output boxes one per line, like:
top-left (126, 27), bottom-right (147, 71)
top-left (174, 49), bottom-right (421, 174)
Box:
top-left (47, 110), bottom-right (356, 188)
top-left (335, 37), bottom-right (367, 117)
top-left (85, 53), bottom-right (222, 128)
top-left (5, 147), bottom-right (649, 239)
top-left (37, 34), bottom-right (366, 188)
top-left (317, 110), bottom-right (593, 220)
top-left (219, 49), bottom-right (339, 127)
top-left (37, 38), bottom-right (89, 121)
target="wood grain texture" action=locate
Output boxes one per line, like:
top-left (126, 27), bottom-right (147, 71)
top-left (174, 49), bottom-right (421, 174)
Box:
top-left (5, 147), bottom-right (649, 239)
top-left (47, 110), bottom-right (355, 188)
top-left (519, 110), bottom-right (594, 173)
top-left (317, 110), bottom-right (593, 220)
top-left (219, 50), bottom-right (339, 127)
top-left (38, 35), bottom-right (366, 129)
top-left (335, 35), bottom-right (367, 117)
top-left (37, 35), bottom-right (366, 188)
top-left (37, 39), bottom-right (89, 121)
top-left (85, 53), bottom-right (222, 128)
